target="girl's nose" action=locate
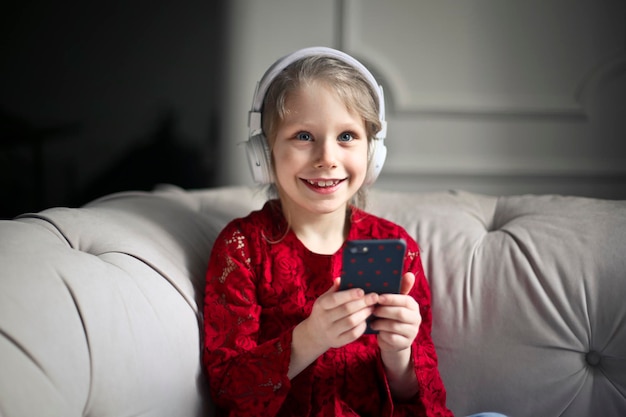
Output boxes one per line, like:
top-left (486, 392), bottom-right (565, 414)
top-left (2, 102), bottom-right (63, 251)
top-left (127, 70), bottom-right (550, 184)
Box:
top-left (315, 138), bottom-right (338, 168)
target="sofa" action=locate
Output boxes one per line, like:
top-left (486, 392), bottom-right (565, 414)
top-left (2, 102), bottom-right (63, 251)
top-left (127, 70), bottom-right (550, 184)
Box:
top-left (1, 184), bottom-right (625, 417)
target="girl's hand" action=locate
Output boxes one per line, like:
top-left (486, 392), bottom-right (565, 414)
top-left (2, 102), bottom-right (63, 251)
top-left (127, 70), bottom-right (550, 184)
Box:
top-left (289, 278), bottom-right (378, 379)
top-left (372, 272), bottom-right (421, 399)
top-left (306, 277), bottom-right (379, 350)
top-left (372, 272), bottom-right (421, 353)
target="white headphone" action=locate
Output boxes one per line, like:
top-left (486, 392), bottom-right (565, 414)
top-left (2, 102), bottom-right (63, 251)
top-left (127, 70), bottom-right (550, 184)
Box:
top-left (245, 46), bottom-right (388, 185)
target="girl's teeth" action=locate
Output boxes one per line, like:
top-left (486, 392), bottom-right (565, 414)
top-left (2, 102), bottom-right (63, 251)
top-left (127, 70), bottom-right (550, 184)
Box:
top-left (308, 180), bottom-right (337, 187)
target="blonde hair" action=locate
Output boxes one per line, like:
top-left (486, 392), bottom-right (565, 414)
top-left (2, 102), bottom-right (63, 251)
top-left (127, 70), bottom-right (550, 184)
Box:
top-left (261, 55), bottom-right (383, 209)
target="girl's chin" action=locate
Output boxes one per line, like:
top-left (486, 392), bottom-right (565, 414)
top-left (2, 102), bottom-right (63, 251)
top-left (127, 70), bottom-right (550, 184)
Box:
top-left (280, 190), bottom-right (354, 215)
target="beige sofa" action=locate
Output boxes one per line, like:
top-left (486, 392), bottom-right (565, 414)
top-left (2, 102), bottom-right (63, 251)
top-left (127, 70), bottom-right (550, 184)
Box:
top-left (1, 185), bottom-right (625, 417)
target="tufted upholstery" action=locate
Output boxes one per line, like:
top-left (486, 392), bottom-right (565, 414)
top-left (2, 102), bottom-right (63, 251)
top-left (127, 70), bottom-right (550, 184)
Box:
top-left (368, 190), bottom-right (626, 416)
top-left (0, 185), bottom-right (625, 416)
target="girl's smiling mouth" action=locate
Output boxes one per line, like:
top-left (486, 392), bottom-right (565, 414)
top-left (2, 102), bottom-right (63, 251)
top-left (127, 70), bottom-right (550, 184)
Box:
top-left (301, 178), bottom-right (346, 190)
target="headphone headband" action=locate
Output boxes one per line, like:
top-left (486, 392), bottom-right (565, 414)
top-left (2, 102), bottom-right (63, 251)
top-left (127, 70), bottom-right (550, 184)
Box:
top-left (248, 46), bottom-right (387, 140)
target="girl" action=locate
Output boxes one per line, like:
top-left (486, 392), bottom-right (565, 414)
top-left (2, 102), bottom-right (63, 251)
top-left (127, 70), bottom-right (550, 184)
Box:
top-left (203, 47), bottom-right (497, 417)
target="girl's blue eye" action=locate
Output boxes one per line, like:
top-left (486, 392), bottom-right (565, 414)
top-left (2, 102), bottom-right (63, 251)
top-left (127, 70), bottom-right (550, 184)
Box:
top-left (296, 132), bottom-right (313, 141)
top-left (338, 132), bottom-right (354, 142)
top-left (296, 132), bottom-right (312, 141)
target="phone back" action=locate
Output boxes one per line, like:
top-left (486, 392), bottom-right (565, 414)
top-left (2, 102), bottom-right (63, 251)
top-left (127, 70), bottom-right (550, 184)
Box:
top-left (340, 239), bottom-right (406, 294)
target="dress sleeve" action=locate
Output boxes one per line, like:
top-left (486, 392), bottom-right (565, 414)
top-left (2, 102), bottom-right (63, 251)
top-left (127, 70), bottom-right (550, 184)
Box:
top-left (394, 236), bottom-right (452, 417)
top-left (202, 223), bottom-right (293, 416)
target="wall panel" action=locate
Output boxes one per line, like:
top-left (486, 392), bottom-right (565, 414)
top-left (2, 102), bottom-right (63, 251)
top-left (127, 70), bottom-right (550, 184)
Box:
top-left (340, 0), bottom-right (626, 197)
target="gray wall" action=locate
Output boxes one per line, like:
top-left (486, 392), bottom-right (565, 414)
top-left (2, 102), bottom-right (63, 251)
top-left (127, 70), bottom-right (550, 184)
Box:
top-left (220, 0), bottom-right (626, 198)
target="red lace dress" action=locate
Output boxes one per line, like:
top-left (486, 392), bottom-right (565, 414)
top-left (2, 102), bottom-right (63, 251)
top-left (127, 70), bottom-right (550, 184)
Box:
top-left (203, 201), bottom-right (452, 417)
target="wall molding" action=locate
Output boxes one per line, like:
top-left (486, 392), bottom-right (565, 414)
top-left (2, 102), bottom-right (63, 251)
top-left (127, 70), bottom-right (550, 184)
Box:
top-left (575, 53), bottom-right (626, 110)
top-left (338, 0), bottom-right (600, 121)
top-left (383, 160), bottom-right (626, 177)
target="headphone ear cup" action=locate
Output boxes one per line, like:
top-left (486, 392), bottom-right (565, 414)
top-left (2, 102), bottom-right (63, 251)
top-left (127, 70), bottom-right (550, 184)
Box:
top-left (365, 140), bottom-right (387, 185)
top-left (245, 134), bottom-right (273, 184)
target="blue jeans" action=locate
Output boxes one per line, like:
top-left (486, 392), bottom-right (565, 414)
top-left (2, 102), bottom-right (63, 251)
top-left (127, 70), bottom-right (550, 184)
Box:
top-left (467, 414), bottom-right (508, 417)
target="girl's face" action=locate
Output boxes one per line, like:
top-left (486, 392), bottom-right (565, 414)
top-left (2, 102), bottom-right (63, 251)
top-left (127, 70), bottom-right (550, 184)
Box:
top-left (271, 82), bottom-right (369, 218)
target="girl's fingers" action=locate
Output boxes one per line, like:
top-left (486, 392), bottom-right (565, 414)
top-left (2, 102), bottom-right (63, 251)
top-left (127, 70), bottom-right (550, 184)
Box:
top-left (399, 272), bottom-right (415, 295)
top-left (338, 305), bottom-right (375, 333)
top-left (319, 278), bottom-right (380, 311)
top-left (315, 279), bottom-right (379, 327)
top-left (373, 305), bottom-right (419, 324)
top-left (377, 293), bottom-right (419, 310)
top-left (372, 296), bottom-right (421, 344)
top-left (329, 293), bottom-right (379, 324)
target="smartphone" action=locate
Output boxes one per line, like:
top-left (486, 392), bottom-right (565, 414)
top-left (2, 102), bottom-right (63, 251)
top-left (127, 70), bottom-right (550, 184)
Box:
top-left (340, 239), bottom-right (407, 333)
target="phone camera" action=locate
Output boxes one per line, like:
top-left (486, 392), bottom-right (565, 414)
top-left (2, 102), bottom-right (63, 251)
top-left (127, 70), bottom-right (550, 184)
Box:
top-left (349, 246), bottom-right (369, 254)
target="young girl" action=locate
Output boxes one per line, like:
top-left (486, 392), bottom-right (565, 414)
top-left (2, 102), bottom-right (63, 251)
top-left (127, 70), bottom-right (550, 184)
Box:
top-left (203, 47), bottom-right (501, 417)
